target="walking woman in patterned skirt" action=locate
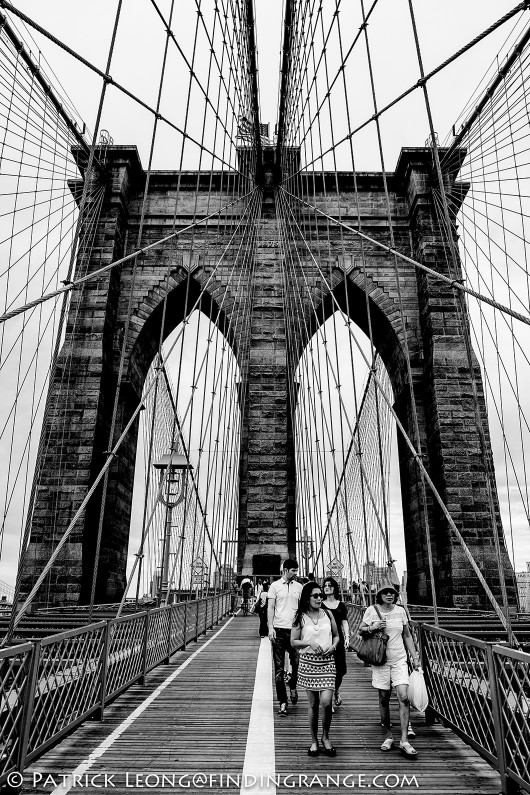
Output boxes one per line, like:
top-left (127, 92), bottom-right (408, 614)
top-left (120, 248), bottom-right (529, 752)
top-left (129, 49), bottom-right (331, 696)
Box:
top-left (291, 581), bottom-right (340, 757)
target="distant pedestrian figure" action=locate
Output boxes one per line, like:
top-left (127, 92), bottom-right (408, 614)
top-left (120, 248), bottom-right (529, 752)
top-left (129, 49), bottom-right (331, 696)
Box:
top-left (322, 577), bottom-right (350, 706)
top-left (240, 577), bottom-right (253, 615)
top-left (291, 582), bottom-right (339, 757)
top-left (253, 580), bottom-right (269, 637)
top-left (229, 579), bottom-right (239, 616)
top-left (267, 559), bottom-right (303, 716)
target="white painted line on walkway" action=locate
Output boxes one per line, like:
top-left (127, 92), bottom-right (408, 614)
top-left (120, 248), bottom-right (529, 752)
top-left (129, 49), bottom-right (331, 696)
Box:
top-left (49, 615), bottom-right (235, 795)
top-left (240, 637), bottom-right (276, 795)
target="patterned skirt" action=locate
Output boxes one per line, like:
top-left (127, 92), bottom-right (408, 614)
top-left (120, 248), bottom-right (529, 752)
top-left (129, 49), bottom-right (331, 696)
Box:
top-left (298, 652), bottom-right (336, 691)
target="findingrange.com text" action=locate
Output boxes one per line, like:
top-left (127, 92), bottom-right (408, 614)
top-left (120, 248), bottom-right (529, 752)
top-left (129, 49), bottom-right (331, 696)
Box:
top-left (7, 772), bottom-right (420, 789)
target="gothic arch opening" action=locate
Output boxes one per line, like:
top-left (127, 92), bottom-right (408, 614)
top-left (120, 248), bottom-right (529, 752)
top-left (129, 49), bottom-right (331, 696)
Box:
top-left (293, 306), bottom-right (407, 597)
top-left (126, 308), bottom-right (242, 602)
top-left (75, 273), bottom-right (243, 604)
top-left (297, 273), bottom-right (444, 605)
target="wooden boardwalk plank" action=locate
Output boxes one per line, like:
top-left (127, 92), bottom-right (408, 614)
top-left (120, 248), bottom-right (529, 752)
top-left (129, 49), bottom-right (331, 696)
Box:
top-left (18, 615), bottom-right (501, 794)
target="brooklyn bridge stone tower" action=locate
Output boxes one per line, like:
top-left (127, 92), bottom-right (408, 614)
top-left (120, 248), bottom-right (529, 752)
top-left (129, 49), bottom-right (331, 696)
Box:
top-left (19, 142), bottom-right (515, 610)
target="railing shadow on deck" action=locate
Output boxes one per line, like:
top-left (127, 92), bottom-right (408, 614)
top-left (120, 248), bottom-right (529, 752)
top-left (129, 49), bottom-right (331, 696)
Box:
top-left (347, 603), bottom-right (530, 795)
top-left (0, 594), bottom-right (229, 787)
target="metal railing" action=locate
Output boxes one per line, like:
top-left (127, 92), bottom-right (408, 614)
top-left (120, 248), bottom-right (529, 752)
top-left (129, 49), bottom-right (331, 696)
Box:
top-left (0, 594), bottom-right (229, 786)
top-left (346, 603), bottom-right (530, 795)
top-left (3, 597), bottom-right (527, 792)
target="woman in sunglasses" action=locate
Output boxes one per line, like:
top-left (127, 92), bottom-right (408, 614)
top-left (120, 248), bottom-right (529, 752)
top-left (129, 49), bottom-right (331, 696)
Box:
top-left (291, 581), bottom-right (340, 757)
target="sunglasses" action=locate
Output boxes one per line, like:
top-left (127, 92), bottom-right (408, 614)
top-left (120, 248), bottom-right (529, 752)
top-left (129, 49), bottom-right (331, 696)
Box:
top-left (381, 590), bottom-right (395, 596)
top-left (311, 593), bottom-right (323, 599)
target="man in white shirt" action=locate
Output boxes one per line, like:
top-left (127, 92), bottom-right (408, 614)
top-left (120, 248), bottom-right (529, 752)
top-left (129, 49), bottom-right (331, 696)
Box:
top-left (267, 559), bottom-right (303, 716)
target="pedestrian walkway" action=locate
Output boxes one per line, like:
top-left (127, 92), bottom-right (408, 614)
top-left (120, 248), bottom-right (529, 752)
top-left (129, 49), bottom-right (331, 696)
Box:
top-left (18, 614), bottom-right (501, 794)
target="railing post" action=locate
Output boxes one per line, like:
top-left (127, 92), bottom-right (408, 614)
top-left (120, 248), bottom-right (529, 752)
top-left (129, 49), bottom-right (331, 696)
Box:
top-left (165, 606), bottom-right (172, 664)
top-left (182, 601), bottom-right (188, 650)
top-left (94, 621), bottom-right (111, 721)
top-left (486, 644), bottom-right (517, 795)
top-left (195, 598), bottom-right (200, 642)
top-left (16, 641), bottom-right (41, 777)
top-left (140, 610), bottom-right (150, 685)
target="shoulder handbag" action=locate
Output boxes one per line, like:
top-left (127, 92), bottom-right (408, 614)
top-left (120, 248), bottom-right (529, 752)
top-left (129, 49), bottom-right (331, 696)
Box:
top-left (356, 605), bottom-right (388, 666)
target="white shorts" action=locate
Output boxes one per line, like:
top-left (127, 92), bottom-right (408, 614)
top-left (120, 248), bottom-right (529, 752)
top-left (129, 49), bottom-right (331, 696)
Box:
top-left (371, 657), bottom-right (409, 690)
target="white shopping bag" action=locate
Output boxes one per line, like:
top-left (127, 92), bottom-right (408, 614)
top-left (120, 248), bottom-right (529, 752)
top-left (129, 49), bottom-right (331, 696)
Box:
top-left (408, 668), bottom-right (429, 712)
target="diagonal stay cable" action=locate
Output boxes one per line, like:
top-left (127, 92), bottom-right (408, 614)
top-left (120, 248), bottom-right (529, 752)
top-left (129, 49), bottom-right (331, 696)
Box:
top-left (282, 188), bottom-right (530, 327)
top-left (0, 189), bottom-right (256, 325)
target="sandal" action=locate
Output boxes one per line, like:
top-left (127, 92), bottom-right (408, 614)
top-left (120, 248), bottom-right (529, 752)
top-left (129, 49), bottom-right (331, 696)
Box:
top-left (320, 737), bottom-right (337, 757)
top-left (334, 692), bottom-right (342, 707)
top-left (399, 741), bottom-right (417, 758)
top-left (380, 738), bottom-right (394, 752)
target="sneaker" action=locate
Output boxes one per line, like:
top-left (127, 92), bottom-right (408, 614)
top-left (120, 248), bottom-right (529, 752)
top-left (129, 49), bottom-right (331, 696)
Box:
top-left (290, 689), bottom-right (298, 704)
top-left (278, 703), bottom-right (288, 717)
top-left (407, 724), bottom-right (416, 738)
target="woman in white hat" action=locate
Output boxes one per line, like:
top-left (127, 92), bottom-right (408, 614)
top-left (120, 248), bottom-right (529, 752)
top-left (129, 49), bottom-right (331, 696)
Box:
top-left (359, 579), bottom-right (420, 758)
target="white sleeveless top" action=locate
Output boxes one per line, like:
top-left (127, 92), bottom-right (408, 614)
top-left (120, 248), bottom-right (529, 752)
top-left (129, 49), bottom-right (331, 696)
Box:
top-left (299, 611), bottom-right (332, 655)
